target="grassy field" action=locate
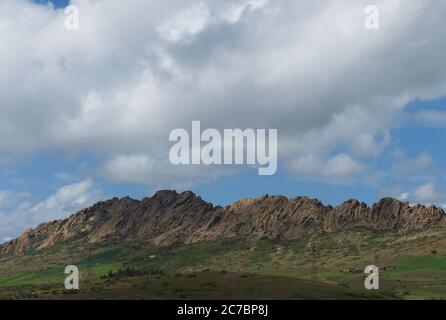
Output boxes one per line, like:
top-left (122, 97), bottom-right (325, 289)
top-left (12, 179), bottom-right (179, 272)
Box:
top-left (1, 227), bottom-right (446, 299)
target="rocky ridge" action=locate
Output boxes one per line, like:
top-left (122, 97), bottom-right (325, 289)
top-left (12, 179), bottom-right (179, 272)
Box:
top-left (1, 190), bottom-right (445, 255)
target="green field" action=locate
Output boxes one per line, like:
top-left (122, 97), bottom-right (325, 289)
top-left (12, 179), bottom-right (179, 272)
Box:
top-left (1, 227), bottom-right (446, 299)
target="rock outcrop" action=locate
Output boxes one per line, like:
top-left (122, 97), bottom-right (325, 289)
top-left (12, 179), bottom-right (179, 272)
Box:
top-left (1, 191), bottom-right (445, 256)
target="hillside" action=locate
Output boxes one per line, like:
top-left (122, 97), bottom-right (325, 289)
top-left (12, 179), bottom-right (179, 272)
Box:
top-left (2, 190), bottom-right (445, 256)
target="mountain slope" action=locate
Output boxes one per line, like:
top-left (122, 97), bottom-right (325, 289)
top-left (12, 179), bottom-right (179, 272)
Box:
top-left (1, 190), bottom-right (445, 256)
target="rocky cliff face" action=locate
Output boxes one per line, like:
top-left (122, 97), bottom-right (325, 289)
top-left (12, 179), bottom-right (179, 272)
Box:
top-left (1, 191), bottom-right (445, 256)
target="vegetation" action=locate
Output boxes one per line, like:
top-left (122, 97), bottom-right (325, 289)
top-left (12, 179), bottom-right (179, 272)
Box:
top-left (1, 227), bottom-right (446, 299)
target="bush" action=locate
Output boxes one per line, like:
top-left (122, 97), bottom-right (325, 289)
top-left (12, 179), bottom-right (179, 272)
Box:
top-left (102, 266), bottom-right (147, 279)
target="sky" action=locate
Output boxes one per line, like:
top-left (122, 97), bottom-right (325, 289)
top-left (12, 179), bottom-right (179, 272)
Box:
top-left (0, 0), bottom-right (446, 240)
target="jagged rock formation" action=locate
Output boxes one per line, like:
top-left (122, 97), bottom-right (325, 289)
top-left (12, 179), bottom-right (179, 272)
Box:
top-left (1, 191), bottom-right (445, 256)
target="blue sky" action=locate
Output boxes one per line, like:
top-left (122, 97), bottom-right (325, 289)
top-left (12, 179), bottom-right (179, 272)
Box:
top-left (33, 0), bottom-right (69, 8)
top-left (1, 0), bottom-right (446, 239)
top-left (3, 96), bottom-right (444, 207)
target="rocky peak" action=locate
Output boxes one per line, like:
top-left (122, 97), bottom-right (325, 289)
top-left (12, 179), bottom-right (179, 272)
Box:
top-left (1, 191), bottom-right (446, 256)
top-left (151, 190), bottom-right (180, 204)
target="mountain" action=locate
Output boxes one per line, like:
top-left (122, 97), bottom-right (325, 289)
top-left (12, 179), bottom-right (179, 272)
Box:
top-left (1, 190), bottom-right (445, 256)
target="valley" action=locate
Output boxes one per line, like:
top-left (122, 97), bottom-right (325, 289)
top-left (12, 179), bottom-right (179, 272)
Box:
top-left (1, 228), bottom-right (446, 299)
top-left (1, 190), bottom-right (446, 299)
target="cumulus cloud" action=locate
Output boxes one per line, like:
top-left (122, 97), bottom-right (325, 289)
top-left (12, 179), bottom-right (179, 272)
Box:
top-left (398, 192), bottom-right (410, 201)
top-left (98, 153), bottom-right (231, 188)
top-left (0, 191), bottom-right (14, 209)
top-left (28, 178), bottom-right (101, 215)
top-left (412, 182), bottom-right (440, 203)
top-left (0, 178), bottom-right (103, 240)
top-left (289, 153), bottom-right (364, 182)
top-left (1, 0), bottom-right (446, 185)
top-left (158, 3), bottom-right (210, 43)
top-left (383, 182), bottom-right (446, 209)
top-left (411, 109), bottom-right (446, 128)
top-left (392, 153), bottom-right (432, 175)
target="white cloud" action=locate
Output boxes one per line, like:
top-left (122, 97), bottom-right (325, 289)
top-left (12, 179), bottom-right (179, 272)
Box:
top-left (389, 182), bottom-right (446, 208)
top-left (29, 178), bottom-right (100, 215)
top-left (0, 190), bottom-right (14, 209)
top-left (0, 0), bottom-right (446, 185)
top-left (221, 0), bottom-right (268, 24)
top-left (412, 109), bottom-right (446, 128)
top-left (0, 178), bottom-right (103, 240)
top-left (412, 182), bottom-right (440, 204)
top-left (398, 192), bottom-right (410, 201)
top-left (99, 153), bottom-right (234, 189)
top-left (0, 189), bottom-right (30, 210)
top-left (158, 2), bottom-right (210, 43)
top-left (100, 154), bottom-right (155, 184)
top-left (325, 154), bottom-right (364, 176)
top-left (289, 153), bottom-right (364, 182)
top-left (393, 153), bottom-right (432, 175)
